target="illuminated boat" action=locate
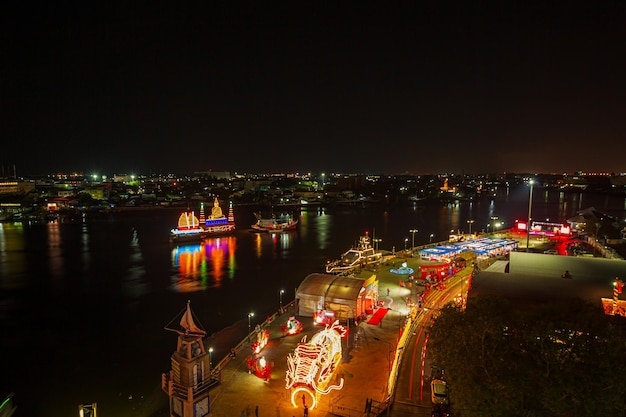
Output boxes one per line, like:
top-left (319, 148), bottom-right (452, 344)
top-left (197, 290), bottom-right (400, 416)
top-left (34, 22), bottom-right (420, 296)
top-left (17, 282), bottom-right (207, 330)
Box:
top-left (250, 212), bottom-right (298, 233)
top-left (169, 210), bottom-right (206, 243)
top-left (200, 198), bottom-right (236, 235)
top-left (169, 198), bottom-right (236, 243)
top-left (325, 233), bottom-right (382, 274)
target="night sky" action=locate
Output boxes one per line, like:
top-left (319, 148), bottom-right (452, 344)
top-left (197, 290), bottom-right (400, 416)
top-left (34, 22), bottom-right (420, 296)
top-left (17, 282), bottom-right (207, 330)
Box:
top-left (2, 2), bottom-right (625, 176)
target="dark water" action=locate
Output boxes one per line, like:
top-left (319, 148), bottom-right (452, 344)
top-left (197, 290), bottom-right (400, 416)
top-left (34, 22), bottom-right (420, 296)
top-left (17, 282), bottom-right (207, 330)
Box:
top-left (0, 189), bottom-right (624, 416)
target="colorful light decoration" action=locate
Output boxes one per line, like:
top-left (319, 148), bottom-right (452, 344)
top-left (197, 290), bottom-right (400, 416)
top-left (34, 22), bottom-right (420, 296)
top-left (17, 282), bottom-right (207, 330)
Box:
top-left (390, 261), bottom-right (414, 275)
top-left (247, 355), bottom-right (272, 381)
top-left (285, 321), bottom-right (346, 409)
top-left (281, 316), bottom-right (303, 336)
top-left (313, 309), bottom-right (336, 325)
top-left (252, 329), bottom-right (270, 354)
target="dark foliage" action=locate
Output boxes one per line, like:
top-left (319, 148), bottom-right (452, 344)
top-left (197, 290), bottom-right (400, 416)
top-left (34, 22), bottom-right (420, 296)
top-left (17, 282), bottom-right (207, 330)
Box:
top-left (429, 295), bottom-right (626, 417)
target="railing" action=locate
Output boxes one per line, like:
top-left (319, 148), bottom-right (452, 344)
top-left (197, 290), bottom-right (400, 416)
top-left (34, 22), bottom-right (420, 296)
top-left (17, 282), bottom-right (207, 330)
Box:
top-left (161, 371), bottom-right (220, 402)
top-left (207, 300), bottom-right (297, 380)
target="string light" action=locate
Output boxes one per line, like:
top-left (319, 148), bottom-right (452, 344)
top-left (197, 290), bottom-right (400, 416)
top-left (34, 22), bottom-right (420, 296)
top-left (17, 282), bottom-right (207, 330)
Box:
top-left (286, 321), bottom-right (346, 409)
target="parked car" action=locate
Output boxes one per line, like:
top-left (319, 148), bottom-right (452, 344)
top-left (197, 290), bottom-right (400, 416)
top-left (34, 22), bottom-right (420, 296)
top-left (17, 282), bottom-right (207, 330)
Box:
top-left (431, 379), bottom-right (449, 405)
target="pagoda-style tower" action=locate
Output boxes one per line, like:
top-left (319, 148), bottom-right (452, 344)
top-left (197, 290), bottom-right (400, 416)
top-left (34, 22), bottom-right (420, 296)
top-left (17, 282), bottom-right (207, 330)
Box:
top-left (162, 301), bottom-right (214, 417)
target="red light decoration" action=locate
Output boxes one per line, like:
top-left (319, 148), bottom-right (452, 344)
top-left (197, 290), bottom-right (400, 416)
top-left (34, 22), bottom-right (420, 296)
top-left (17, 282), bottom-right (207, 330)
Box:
top-left (281, 317), bottom-right (303, 336)
top-left (252, 329), bottom-right (270, 354)
top-left (313, 310), bottom-right (336, 325)
top-left (247, 355), bottom-right (272, 381)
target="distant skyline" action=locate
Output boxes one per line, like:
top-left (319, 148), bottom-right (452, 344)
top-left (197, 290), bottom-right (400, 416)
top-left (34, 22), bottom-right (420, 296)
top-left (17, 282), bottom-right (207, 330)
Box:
top-left (2, 2), bottom-right (625, 176)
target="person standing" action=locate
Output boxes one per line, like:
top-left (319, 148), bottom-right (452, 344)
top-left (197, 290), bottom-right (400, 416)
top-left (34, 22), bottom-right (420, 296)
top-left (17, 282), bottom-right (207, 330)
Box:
top-left (255, 405), bottom-right (259, 417)
top-left (303, 405), bottom-right (308, 417)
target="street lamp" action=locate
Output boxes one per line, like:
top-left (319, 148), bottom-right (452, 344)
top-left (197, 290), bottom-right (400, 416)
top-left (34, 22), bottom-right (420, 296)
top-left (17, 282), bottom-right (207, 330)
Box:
top-left (429, 233), bottom-right (434, 244)
top-left (404, 238), bottom-right (408, 252)
top-left (279, 289), bottom-right (285, 310)
top-left (373, 238), bottom-right (382, 251)
top-left (490, 216), bottom-right (498, 234)
top-left (209, 347), bottom-right (213, 368)
top-left (526, 180), bottom-right (534, 252)
top-left (248, 312), bottom-right (254, 335)
top-left (467, 219), bottom-right (474, 235)
top-left (409, 229), bottom-right (418, 251)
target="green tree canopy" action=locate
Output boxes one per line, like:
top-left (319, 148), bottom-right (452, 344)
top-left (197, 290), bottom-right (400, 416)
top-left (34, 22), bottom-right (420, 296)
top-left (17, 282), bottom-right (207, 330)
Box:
top-left (428, 295), bottom-right (626, 417)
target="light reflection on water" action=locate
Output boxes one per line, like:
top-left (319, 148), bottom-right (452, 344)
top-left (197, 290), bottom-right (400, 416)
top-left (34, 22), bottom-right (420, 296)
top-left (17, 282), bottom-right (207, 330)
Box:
top-left (171, 236), bottom-right (238, 291)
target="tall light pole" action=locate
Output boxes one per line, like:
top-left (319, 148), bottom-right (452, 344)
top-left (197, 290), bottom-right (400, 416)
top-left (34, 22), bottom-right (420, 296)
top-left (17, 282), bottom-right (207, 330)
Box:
top-left (409, 229), bottom-right (418, 251)
top-left (490, 216), bottom-right (498, 234)
top-left (526, 180), bottom-right (534, 252)
top-left (248, 312), bottom-right (254, 335)
top-left (404, 238), bottom-right (408, 252)
top-left (279, 289), bottom-right (285, 310)
top-left (467, 219), bottom-right (474, 235)
top-left (209, 347), bottom-right (213, 368)
top-left (429, 233), bottom-right (434, 244)
top-left (373, 238), bottom-right (382, 251)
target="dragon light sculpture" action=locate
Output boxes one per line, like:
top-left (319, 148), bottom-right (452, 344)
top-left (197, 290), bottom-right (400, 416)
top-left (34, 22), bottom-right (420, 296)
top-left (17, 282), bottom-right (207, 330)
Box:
top-left (285, 320), bottom-right (346, 409)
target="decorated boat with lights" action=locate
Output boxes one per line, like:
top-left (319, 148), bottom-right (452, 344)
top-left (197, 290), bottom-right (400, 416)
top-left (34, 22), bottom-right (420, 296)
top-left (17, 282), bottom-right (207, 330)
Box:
top-left (325, 233), bottom-right (383, 274)
top-left (201, 198), bottom-right (236, 235)
top-left (250, 212), bottom-right (298, 233)
top-left (169, 198), bottom-right (236, 243)
top-left (169, 210), bottom-right (206, 243)
top-left (285, 320), bottom-right (346, 410)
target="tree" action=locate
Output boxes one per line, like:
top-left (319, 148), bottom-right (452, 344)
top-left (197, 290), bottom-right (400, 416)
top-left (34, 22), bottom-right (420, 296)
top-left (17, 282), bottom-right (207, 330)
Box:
top-left (77, 191), bottom-right (95, 208)
top-left (428, 295), bottom-right (626, 417)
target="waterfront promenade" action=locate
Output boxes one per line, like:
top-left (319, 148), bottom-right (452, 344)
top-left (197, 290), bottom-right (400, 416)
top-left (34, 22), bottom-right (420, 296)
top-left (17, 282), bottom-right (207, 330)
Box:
top-left (204, 250), bottom-right (458, 417)
top-left (203, 232), bottom-right (552, 417)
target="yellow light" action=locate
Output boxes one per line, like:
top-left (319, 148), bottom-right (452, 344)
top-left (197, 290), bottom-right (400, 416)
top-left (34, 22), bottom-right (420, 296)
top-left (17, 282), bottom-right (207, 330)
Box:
top-left (286, 321), bottom-right (345, 407)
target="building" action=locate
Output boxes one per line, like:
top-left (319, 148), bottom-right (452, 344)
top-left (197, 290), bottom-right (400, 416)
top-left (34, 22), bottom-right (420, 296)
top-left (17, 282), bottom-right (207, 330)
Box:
top-left (161, 302), bottom-right (215, 417)
top-left (295, 273), bottom-right (379, 320)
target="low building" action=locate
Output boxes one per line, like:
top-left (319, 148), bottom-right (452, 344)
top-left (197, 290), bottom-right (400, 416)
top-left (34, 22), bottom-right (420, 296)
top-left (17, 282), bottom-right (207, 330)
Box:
top-left (295, 273), bottom-right (379, 320)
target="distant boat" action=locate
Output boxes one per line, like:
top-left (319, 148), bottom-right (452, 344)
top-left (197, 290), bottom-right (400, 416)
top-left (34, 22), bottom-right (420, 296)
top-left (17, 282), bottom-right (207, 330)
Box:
top-left (325, 233), bottom-right (383, 274)
top-left (169, 198), bottom-right (235, 243)
top-left (250, 212), bottom-right (298, 233)
top-left (201, 198), bottom-right (236, 235)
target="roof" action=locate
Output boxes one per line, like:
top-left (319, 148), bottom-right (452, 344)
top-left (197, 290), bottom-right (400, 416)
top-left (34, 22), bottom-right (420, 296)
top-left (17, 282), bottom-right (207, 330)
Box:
top-left (470, 252), bottom-right (626, 309)
top-left (297, 273), bottom-right (366, 302)
top-left (296, 273), bottom-right (335, 296)
top-left (325, 275), bottom-right (366, 302)
top-left (470, 271), bottom-right (616, 308)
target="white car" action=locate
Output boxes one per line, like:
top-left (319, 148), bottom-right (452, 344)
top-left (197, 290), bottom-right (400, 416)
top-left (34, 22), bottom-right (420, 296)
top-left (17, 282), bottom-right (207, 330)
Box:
top-left (430, 379), bottom-right (449, 405)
